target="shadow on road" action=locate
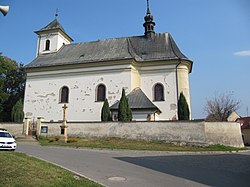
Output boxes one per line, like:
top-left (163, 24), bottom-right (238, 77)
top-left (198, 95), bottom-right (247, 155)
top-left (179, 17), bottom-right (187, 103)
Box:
top-left (115, 154), bottom-right (250, 187)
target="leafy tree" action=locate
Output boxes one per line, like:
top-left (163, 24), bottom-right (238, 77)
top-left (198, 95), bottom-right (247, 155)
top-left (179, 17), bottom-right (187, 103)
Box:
top-left (0, 55), bottom-right (26, 122)
top-left (0, 83), bottom-right (9, 121)
top-left (204, 93), bottom-right (240, 122)
top-left (11, 99), bottom-right (24, 122)
top-left (101, 99), bottom-right (111, 121)
top-left (178, 92), bottom-right (190, 120)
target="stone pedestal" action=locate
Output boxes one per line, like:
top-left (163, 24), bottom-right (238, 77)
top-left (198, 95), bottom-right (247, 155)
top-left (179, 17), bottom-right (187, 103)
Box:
top-left (36, 117), bottom-right (44, 137)
top-left (60, 124), bottom-right (68, 143)
top-left (23, 118), bottom-right (31, 136)
top-left (60, 104), bottom-right (68, 143)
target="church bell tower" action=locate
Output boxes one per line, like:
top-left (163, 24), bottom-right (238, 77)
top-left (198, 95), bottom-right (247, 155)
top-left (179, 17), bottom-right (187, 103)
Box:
top-left (35, 16), bottom-right (73, 57)
top-left (143, 0), bottom-right (155, 38)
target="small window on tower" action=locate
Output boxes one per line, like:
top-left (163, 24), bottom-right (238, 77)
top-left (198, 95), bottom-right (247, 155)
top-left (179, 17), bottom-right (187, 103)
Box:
top-left (45, 40), bottom-right (50, 51)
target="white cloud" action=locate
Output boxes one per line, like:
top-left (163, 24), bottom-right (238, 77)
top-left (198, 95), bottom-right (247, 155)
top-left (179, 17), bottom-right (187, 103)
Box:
top-left (234, 50), bottom-right (250, 56)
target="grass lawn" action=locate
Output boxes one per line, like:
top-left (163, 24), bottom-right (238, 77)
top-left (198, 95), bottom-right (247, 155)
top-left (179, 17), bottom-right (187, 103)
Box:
top-left (38, 136), bottom-right (246, 152)
top-left (0, 151), bottom-right (103, 187)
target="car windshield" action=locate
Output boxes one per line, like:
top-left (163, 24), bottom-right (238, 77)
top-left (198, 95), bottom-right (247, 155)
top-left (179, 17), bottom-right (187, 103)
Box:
top-left (0, 132), bottom-right (12, 138)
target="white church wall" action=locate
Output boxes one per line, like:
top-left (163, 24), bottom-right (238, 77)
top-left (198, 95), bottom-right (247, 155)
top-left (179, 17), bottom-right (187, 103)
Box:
top-left (24, 61), bottom-right (188, 121)
top-left (140, 67), bottom-right (178, 120)
top-left (177, 62), bottom-right (191, 117)
top-left (37, 33), bottom-right (58, 55)
top-left (36, 32), bottom-right (71, 56)
top-left (56, 32), bottom-right (71, 50)
top-left (24, 64), bottom-right (134, 122)
top-left (131, 67), bottom-right (141, 89)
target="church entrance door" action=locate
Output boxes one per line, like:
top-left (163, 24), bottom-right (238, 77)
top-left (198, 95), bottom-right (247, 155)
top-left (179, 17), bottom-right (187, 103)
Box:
top-left (28, 121), bottom-right (37, 136)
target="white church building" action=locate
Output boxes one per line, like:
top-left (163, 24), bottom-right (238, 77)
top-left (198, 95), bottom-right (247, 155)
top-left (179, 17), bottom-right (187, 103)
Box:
top-left (24, 2), bottom-right (193, 122)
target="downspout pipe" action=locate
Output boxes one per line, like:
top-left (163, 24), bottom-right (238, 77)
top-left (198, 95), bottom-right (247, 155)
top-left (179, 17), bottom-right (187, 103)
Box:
top-left (168, 34), bottom-right (183, 119)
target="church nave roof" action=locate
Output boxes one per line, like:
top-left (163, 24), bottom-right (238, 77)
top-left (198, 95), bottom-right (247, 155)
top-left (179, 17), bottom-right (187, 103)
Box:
top-left (26, 32), bottom-right (191, 69)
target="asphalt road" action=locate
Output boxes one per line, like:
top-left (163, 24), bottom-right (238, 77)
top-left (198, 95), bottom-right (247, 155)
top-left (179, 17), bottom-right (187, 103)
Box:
top-left (17, 143), bottom-right (250, 187)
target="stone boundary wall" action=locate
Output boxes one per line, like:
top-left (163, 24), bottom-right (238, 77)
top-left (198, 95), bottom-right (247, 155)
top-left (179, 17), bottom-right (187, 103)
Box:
top-left (204, 122), bottom-right (244, 147)
top-left (1, 121), bottom-right (244, 147)
top-left (39, 121), bottom-right (244, 148)
top-left (0, 123), bottom-right (23, 136)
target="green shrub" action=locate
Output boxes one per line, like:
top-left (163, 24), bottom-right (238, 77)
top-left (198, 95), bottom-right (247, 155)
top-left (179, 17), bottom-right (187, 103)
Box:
top-left (178, 92), bottom-right (190, 120)
top-left (101, 99), bottom-right (112, 121)
top-left (125, 97), bottom-right (132, 121)
top-left (118, 88), bottom-right (132, 122)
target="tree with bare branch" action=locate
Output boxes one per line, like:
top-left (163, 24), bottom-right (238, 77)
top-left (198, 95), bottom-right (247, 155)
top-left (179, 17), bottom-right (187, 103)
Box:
top-left (204, 93), bottom-right (240, 121)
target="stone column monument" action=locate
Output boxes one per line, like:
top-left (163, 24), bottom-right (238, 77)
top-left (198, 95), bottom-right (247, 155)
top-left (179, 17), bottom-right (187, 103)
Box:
top-left (60, 104), bottom-right (68, 143)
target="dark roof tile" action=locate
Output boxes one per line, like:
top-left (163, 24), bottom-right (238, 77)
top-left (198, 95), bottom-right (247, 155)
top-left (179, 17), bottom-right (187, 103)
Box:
top-left (25, 32), bottom-right (191, 69)
top-left (110, 87), bottom-right (161, 113)
top-left (237, 117), bottom-right (250, 129)
top-left (36, 18), bottom-right (65, 32)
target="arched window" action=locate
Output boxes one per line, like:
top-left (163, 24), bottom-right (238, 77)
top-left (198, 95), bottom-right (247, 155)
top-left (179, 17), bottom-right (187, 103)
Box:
top-left (96, 84), bottom-right (106, 102)
top-left (60, 86), bottom-right (69, 103)
top-left (45, 40), bottom-right (50, 51)
top-left (154, 83), bottom-right (164, 101)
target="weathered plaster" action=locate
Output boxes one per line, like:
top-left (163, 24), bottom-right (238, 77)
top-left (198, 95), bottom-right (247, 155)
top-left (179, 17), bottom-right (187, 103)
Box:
top-left (24, 60), bottom-right (191, 121)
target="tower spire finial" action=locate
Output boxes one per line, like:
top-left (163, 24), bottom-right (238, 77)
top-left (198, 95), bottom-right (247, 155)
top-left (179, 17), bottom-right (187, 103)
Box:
top-left (143, 0), bottom-right (155, 38)
top-left (147, 0), bottom-right (150, 14)
top-left (55, 8), bottom-right (59, 18)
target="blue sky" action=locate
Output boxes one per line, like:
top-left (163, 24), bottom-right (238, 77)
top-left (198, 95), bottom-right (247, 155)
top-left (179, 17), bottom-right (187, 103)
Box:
top-left (0, 0), bottom-right (249, 119)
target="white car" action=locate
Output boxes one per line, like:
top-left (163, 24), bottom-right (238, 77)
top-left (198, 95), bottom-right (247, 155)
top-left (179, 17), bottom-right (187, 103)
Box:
top-left (0, 128), bottom-right (17, 151)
